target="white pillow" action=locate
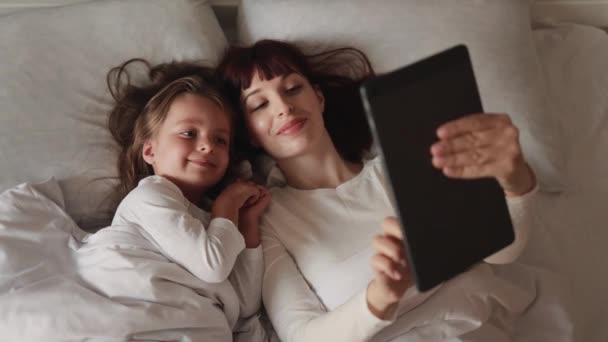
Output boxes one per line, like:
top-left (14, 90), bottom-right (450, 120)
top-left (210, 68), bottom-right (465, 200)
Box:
top-left (238, 0), bottom-right (565, 192)
top-left (534, 23), bottom-right (608, 191)
top-left (0, 0), bottom-right (227, 230)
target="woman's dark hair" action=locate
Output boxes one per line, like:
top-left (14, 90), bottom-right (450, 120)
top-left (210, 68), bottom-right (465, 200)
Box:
top-left (216, 39), bottom-right (375, 163)
top-left (106, 58), bottom-right (238, 202)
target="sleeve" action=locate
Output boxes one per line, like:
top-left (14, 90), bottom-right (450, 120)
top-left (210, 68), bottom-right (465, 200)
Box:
top-left (261, 225), bottom-right (393, 342)
top-left (483, 183), bottom-right (539, 264)
top-left (115, 178), bottom-right (246, 283)
top-left (229, 245), bottom-right (264, 318)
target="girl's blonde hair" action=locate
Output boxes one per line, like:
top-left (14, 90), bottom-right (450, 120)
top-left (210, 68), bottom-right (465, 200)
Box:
top-left (107, 58), bottom-right (236, 202)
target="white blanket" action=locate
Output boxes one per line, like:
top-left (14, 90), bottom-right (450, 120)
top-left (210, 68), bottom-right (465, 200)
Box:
top-left (0, 178), bottom-right (263, 341)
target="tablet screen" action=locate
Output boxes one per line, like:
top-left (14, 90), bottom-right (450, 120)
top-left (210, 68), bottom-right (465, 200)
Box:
top-left (360, 45), bottom-right (514, 291)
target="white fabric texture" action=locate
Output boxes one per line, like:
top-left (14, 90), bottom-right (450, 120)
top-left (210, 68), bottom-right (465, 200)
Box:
top-left (0, 0), bottom-right (227, 231)
top-left (0, 178), bottom-right (268, 341)
top-left (237, 0), bottom-right (564, 192)
top-left (261, 157), bottom-right (572, 342)
top-left (532, 23), bottom-right (608, 342)
top-left (110, 176), bottom-right (247, 283)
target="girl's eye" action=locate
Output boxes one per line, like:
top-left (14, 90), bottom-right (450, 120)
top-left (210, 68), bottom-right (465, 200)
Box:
top-left (180, 131), bottom-right (195, 138)
top-left (215, 136), bottom-right (228, 145)
top-left (286, 84), bottom-right (302, 94)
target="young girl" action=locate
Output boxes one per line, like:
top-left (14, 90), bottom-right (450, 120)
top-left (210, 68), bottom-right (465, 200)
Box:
top-left (216, 40), bottom-right (572, 341)
top-left (77, 59), bottom-right (271, 341)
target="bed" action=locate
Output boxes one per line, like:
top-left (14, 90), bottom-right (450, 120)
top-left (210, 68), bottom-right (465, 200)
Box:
top-left (0, 0), bottom-right (606, 341)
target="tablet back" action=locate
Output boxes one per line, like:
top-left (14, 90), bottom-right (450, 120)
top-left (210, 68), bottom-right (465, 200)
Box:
top-left (360, 45), bottom-right (514, 291)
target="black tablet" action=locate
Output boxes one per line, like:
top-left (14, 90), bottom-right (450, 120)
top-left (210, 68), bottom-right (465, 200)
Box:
top-left (359, 45), bottom-right (514, 292)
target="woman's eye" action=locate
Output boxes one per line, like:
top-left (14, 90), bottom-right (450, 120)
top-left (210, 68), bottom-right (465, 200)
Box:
top-left (251, 101), bottom-right (268, 112)
top-left (286, 85), bottom-right (302, 94)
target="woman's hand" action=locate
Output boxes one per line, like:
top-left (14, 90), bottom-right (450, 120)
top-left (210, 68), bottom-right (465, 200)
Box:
top-left (366, 217), bottom-right (413, 320)
top-left (430, 113), bottom-right (536, 197)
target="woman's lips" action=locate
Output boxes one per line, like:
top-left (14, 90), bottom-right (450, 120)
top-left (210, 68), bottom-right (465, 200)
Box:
top-left (277, 118), bottom-right (306, 135)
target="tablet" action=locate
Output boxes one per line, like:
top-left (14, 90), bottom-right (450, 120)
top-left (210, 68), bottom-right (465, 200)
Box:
top-left (359, 45), bottom-right (514, 292)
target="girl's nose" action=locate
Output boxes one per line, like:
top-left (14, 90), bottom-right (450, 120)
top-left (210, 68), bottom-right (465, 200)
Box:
top-left (198, 138), bottom-right (213, 153)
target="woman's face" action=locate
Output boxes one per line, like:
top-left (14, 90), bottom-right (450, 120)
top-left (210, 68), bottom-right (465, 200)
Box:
top-left (241, 72), bottom-right (326, 160)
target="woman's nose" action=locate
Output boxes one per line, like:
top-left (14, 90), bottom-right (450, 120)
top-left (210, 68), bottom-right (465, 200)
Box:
top-left (276, 96), bottom-right (294, 117)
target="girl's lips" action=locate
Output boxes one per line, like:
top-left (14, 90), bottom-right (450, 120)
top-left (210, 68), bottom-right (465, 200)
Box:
top-left (278, 118), bottom-right (306, 135)
top-left (189, 159), bottom-right (217, 168)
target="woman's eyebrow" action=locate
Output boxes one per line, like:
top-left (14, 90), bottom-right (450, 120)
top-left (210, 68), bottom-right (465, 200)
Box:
top-left (241, 74), bottom-right (290, 103)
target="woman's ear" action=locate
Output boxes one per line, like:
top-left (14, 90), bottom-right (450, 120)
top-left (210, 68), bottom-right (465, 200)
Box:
top-left (142, 140), bottom-right (155, 165)
top-left (314, 85), bottom-right (325, 112)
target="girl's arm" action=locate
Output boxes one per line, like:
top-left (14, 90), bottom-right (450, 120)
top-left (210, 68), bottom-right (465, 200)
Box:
top-left (261, 225), bottom-right (393, 342)
top-left (229, 246), bottom-right (264, 318)
top-left (228, 186), bottom-right (270, 317)
top-left (114, 177), bottom-right (245, 283)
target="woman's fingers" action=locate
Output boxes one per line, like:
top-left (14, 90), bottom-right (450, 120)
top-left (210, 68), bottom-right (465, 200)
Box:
top-left (372, 253), bottom-right (405, 281)
top-left (436, 113), bottom-right (511, 139)
top-left (382, 216), bottom-right (403, 239)
top-left (431, 129), bottom-right (498, 156)
top-left (373, 234), bottom-right (406, 263)
top-left (432, 145), bottom-right (496, 168)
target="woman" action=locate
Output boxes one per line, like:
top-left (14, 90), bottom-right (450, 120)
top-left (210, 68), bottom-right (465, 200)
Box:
top-left (216, 40), bottom-right (566, 342)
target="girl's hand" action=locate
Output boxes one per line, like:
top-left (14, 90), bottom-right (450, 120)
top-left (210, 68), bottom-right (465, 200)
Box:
top-left (430, 113), bottom-right (536, 197)
top-left (240, 185), bottom-right (271, 221)
top-left (212, 180), bottom-right (261, 227)
top-left (366, 217), bottom-right (413, 320)
top-left (239, 185), bottom-right (271, 248)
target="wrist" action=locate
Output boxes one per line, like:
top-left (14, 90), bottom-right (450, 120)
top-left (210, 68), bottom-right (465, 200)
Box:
top-left (211, 202), bottom-right (239, 227)
top-left (366, 280), bottom-right (398, 320)
top-left (503, 162), bottom-right (536, 197)
top-left (238, 217), bottom-right (261, 247)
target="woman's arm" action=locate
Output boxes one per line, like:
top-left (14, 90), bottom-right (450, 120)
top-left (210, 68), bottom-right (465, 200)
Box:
top-left (430, 113), bottom-right (539, 264)
top-left (262, 225), bottom-right (393, 342)
top-left (114, 177), bottom-right (245, 283)
top-left (484, 183), bottom-right (538, 264)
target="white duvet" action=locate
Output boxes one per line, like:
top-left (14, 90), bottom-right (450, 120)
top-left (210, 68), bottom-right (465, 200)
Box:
top-left (0, 179), bottom-right (574, 341)
top-left (0, 179), bottom-right (254, 341)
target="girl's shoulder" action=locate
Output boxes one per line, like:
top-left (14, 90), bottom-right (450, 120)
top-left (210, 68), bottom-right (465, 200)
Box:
top-left (118, 176), bottom-right (188, 212)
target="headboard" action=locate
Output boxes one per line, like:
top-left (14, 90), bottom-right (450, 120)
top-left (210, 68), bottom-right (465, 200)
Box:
top-left (1, 0), bottom-right (607, 41)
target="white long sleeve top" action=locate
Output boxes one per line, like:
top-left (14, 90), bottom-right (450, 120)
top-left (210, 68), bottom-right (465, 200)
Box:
top-left (261, 156), bottom-right (537, 342)
top-left (110, 175), bottom-right (265, 338)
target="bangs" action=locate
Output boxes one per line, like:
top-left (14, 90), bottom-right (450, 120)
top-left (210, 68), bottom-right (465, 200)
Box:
top-left (219, 40), bottom-right (311, 93)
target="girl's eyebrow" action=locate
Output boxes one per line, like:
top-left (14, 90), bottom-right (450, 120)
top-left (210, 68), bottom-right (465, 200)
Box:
top-left (175, 118), bottom-right (203, 125)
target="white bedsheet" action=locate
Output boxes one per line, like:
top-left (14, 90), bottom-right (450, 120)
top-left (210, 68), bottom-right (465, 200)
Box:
top-left (0, 179), bottom-right (248, 341)
top-left (533, 23), bottom-right (608, 342)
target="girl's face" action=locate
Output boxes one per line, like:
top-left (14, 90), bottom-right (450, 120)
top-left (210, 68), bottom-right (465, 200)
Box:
top-left (142, 93), bottom-right (231, 197)
top-left (241, 72), bottom-right (326, 160)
